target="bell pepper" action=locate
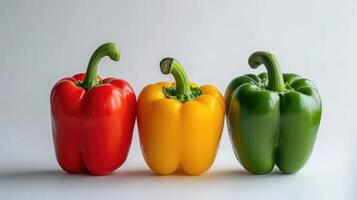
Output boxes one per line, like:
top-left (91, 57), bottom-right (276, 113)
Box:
top-left (225, 51), bottom-right (322, 174)
top-left (50, 43), bottom-right (136, 175)
top-left (137, 58), bottom-right (224, 175)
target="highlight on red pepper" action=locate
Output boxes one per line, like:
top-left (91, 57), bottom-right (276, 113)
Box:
top-left (50, 42), bottom-right (136, 175)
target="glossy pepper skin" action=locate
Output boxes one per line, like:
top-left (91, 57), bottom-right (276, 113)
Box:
top-left (225, 52), bottom-right (321, 174)
top-left (138, 58), bottom-right (224, 175)
top-left (51, 43), bottom-right (136, 175)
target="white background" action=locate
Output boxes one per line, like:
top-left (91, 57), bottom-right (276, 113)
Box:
top-left (0, 0), bottom-right (356, 199)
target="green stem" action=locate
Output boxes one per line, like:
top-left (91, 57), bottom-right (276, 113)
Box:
top-left (160, 57), bottom-right (194, 101)
top-left (81, 43), bottom-right (120, 89)
top-left (248, 51), bottom-right (285, 92)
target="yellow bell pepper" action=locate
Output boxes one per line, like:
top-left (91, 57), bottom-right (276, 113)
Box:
top-left (137, 58), bottom-right (225, 175)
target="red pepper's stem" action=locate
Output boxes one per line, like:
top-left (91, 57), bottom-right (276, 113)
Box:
top-left (248, 51), bottom-right (285, 92)
top-left (81, 43), bottom-right (120, 89)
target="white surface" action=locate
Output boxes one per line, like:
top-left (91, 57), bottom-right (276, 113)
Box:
top-left (0, 145), bottom-right (355, 200)
top-left (0, 0), bottom-right (356, 199)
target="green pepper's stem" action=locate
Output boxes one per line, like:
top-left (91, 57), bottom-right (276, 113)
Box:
top-left (248, 51), bottom-right (285, 92)
top-left (160, 58), bottom-right (193, 99)
top-left (81, 43), bottom-right (120, 89)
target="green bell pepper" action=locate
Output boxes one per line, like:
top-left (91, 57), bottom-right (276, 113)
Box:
top-left (225, 51), bottom-right (322, 174)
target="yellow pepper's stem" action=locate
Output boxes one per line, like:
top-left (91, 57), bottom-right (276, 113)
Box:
top-left (160, 57), bottom-right (201, 102)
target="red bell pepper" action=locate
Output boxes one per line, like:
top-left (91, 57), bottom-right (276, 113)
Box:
top-left (50, 43), bottom-right (136, 175)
